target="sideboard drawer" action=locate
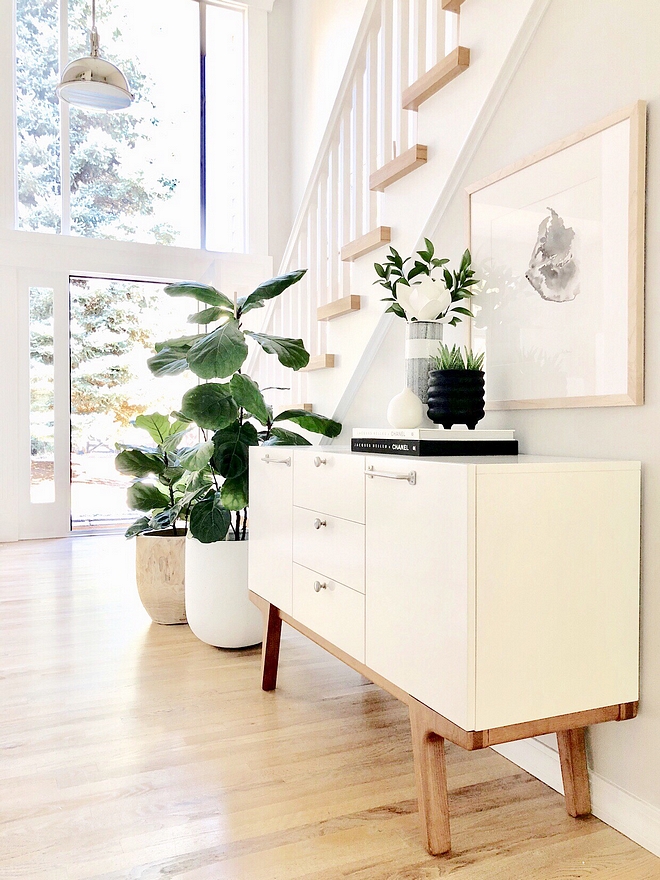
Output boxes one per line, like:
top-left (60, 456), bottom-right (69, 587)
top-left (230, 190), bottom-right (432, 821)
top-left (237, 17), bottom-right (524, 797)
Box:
top-left (293, 450), bottom-right (365, 522)
top-left (293, 506), bottom-right (365, 593)
top-left (292, 563), bottom-right (365, 663)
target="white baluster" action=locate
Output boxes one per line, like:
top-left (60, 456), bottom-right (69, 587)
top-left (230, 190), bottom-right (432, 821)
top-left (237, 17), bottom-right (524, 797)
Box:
top-left (340, 107), bottom-right (352, 296)
top-left (379, 0), bottom-right (394, 166)
top-left (445, 9), bottom-right (459, 55)
top-left (367, 28), bottom-right (379, 229)
top-left (398, 0), bottom-right (411, 152)
top-left (329, 143), bottom-right (340, 300)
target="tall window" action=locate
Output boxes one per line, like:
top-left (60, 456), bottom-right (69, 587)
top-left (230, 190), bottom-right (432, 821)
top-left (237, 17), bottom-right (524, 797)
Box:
top-left (15, 0), bottom-right (247, 252)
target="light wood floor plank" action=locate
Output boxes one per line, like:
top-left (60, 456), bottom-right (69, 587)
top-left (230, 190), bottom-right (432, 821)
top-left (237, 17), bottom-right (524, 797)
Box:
top-left (1, 536), bottom-right (659, 879)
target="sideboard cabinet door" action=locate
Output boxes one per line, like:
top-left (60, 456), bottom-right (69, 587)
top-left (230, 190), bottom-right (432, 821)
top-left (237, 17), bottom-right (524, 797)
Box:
top-left (365, 458), bottom-right (474, 730)
top-left (248, 449), bottom-right (294, 614)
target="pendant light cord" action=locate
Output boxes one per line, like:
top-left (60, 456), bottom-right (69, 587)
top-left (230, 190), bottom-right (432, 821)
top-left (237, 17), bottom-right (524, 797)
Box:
top-left (90, 0), bottom-right (99, 57)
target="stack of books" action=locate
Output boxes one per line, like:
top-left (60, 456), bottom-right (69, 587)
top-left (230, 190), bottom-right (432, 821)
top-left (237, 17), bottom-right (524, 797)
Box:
top-left (351, 427), bottom-right (518, 456)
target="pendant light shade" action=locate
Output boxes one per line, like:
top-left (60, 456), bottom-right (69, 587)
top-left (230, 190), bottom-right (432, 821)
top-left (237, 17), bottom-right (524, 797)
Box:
top-left (56, 0), bottom-right (133, 111)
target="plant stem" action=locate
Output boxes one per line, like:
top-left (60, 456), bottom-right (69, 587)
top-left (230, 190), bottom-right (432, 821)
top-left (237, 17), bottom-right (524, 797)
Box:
top-left (233, 511), bottom-right (241, 541)
top-left (241, 507), bottom-right (248, 541)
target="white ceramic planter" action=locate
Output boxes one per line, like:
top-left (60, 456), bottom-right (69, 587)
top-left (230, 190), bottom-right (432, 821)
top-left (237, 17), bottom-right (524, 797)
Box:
top-left (184, 537), bottom-right (262, 648)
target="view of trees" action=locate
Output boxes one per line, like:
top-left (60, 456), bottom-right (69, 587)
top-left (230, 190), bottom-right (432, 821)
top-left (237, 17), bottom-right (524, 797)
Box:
top-left (16, 0), bottom-right (179, 243)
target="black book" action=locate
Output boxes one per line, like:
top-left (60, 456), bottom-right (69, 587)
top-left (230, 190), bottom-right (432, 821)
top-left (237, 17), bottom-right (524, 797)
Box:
top-left (351, 438), bottom-right (519, 456)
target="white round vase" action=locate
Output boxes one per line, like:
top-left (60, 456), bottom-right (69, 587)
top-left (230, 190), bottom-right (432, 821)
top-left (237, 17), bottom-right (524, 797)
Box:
top-left (184, 537), bottom-right (262, 649)
top-left (387, 386), bottom-right (424, 429)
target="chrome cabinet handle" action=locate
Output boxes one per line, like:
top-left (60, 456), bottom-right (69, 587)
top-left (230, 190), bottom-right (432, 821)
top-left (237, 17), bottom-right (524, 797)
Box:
top-left (313, 456), bottom-right (327, 467)
top-left (261, 454), bottom-right (291, 466)
top-left (313, 518), bottom-right (327, 529)
top-left (365, 465), bottom-right (416, 485)
top-left (313, 580), bottom-right (327, 592)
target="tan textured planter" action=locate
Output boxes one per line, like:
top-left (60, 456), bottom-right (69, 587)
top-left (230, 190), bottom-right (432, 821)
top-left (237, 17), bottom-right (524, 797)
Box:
top-left (135, 532), bottom-right (187, 625)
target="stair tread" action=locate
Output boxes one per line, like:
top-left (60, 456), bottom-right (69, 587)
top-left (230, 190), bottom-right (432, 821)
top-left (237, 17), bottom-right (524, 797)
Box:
top-left (402, 47), bottom-right (470, 111)
top-left (301, 354), bottom-right (336, 372)
top-left (369, 145), bottom-right (428, 192)
top-left (318, 296), bottom-right (361, 322)
top-left (341, 227), bottom-right (391, 262)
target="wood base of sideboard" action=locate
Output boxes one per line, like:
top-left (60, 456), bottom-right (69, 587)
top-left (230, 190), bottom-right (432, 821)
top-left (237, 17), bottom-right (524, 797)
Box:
top-left (249, 591), bottom-right (638, 855)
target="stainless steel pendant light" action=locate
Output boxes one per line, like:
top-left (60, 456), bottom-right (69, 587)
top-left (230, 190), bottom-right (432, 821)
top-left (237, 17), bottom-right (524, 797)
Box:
top-left (56, 0), bottom-right (134, 111)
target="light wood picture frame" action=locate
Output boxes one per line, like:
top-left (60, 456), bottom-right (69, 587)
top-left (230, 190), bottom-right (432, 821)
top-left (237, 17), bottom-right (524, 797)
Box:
top-left (467, 101), bottom-right (646, 410)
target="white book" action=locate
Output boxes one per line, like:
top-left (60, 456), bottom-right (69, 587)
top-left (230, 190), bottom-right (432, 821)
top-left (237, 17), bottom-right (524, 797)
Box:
top-left (352, 427), bottom-right (515, 441)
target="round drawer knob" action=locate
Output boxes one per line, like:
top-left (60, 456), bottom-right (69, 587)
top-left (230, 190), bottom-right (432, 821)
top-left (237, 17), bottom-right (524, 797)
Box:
top-left (313, 456), bottom-right (327, 467)
top-left (313, 519), bottom-right (327, 530)
top-left (313, 581), bottom-right (327, 592)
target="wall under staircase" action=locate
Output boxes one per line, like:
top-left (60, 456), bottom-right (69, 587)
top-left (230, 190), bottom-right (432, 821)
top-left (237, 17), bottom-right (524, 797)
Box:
top-left (251, 0), bottom-right (546, 431)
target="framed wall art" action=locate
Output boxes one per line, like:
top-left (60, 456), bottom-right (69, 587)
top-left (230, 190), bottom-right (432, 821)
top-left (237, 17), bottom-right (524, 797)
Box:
top-left (467, 101), bottom-right (646, 410)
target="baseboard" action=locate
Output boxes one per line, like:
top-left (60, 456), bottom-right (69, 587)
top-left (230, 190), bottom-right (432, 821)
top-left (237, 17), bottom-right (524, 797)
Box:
top-left (494, 739), bottom-right (660, 858)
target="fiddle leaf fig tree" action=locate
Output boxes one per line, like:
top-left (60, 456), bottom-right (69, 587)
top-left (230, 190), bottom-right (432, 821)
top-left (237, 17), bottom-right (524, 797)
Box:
top-left (119, 269), bottom-right (341, 543)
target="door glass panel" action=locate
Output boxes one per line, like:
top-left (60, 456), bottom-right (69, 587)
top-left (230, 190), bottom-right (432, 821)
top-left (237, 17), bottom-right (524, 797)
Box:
top-left (69, 277), bottom-right (196, 530)
top-left (30, 287), bottom-right (56, 503)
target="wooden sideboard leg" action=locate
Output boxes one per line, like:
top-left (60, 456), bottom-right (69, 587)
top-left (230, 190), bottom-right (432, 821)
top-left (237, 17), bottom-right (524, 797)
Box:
top-left (409, 702), bottom-right (451, 855)
top-left (557, 728), bottom-right (591, 817)
top-left (261, 603), bottom-right (282, 692)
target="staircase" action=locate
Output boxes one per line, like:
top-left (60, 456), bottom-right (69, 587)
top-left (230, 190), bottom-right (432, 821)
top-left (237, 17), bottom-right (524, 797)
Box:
top-left (249, 0), bottom-right (548, 428)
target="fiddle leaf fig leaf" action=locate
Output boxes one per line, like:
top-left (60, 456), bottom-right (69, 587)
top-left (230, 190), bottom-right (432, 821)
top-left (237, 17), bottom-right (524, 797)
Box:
top-left (115, 449), bottom-right (165, 478)
top-left (263, 427), bottom-right (311, 446)
top-left (147, 348), bottom-right (190, 377)
top-left (237, 270), bottom-right (306, 316)
top-left (178, 441), bottom-right (215, 471)
top-left (124, 516), bottom-right (151, 538)
top-left (246, 332), bottom-right (309, 370)
top-left (180, 383), bottom-right (238, 430)
top-left (134, 413), bottom-right (174, 446)
top-left (229, 374), bottom-right (270, 425)
top-left (189, 492), bottom-right (232, 543)
top-left (165, 281), bottom-right (235, 311)
top-left (187, 307), bottom-right (230, 325)
top-left (148, 508), bottom-right (178, 531)
top-left (126, 481), bottom-right (170, 512)
top-left (187, 320), bottom-right (248, 379)
top-left (220, 473), bottom-right (249, 511)
top-left (274, 410), bottom-right (342, 438)
top-left (212, 422), bottom-right (259, 479)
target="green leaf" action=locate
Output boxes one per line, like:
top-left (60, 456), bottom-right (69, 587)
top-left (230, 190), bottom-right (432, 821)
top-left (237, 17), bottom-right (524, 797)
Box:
top-left (221, 473), bottom-right (249, 511)
top-left (264, 427), bottom-right (311, 446)
top-left (212, 422), bottom-right (259, 478)
top-left (115, 449), bottom-right (165, 478)
top-left (154, 333), bottom-right (204, 353)
top-left (147, 348), bottom-right (190, 377)
top-left (417, 251), bottom-right (431, 263)
top-left (165, 282), bottom-right (235, 311)
top-left (431, 258), bottom-right (450, 267)
top-left (246, 332), bottom-right (310, 370)
top-left (407, 263), bottom-right (428, 281)
top-left (187, 307), bottom-right (230, 325)
top-left (180, 383), bottom-right (239, 430)
top-left (149, 509), bottom-right (178, 531)
top-left (450, 306), bottom-right (474, 317)
top-left (460, 249), bottom-right (471, 273)
top-left (385, 303), bottom-right (407, 319)
top-left (229, 374), bottom-right (270, 425)
top-left (374, 263), bottom-right (386, 278)
top-left (187, 320), bottom-right (248, 379)
top-left (238, 270), bottom-right (306, 316)
top-left (274, 409), bottom-right (342, 438)
top-left (443, 268), bottom-right (453, 289)
top-left (125, 516), bottom-right (151, 538)
top-left (178, 441), bottom-right (215, 471)
top-left (134, 413), bottom-right (177, 446)
top-left (424, 238), bottom-right (435, 258)
top-left (159, 466), bottom-right (185, 485)
top-left (189, 493), bottom-right (232, 543)
top-left (126, 482), bottom-right (170, 512)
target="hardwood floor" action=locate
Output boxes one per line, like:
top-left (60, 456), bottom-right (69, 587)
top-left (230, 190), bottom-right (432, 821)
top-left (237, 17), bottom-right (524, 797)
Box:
top-left (1, 536), bottom-right (659, 879)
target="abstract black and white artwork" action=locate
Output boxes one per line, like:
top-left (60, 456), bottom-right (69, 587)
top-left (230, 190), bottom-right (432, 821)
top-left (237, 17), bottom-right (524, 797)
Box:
top-left (467, 102), bottom-right (645, 409)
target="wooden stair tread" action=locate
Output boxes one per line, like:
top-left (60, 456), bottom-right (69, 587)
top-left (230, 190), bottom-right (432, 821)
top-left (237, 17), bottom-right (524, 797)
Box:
top-left (275, 403), bottom-right (313, 414)
top-left (402, 47), bottom-right (470, 111)
top-left (442, 0), bottom-right (466, 12)
top-left (301, 354), bottom-right (335, 372)
top-left (341, 227), bottom-right (391, 262)
top-left (317, 296), bottom-right (361, 322)
top-left (369, 145), bottom-right (428, 192)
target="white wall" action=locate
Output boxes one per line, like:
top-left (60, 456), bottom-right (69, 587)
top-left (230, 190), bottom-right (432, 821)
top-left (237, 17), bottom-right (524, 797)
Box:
top-left (288, 0), bottom-right (369, 219)
top-left (341, 0), bottom-right (660, 834)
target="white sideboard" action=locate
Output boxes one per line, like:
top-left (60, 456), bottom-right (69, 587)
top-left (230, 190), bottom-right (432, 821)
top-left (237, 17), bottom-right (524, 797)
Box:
top-left (248, 447), bottom-right (641, 854)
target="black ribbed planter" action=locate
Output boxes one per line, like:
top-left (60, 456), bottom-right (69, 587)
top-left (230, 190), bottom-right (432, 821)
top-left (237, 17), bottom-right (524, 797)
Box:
top-left (427, 370), bottom-right (485, 430)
